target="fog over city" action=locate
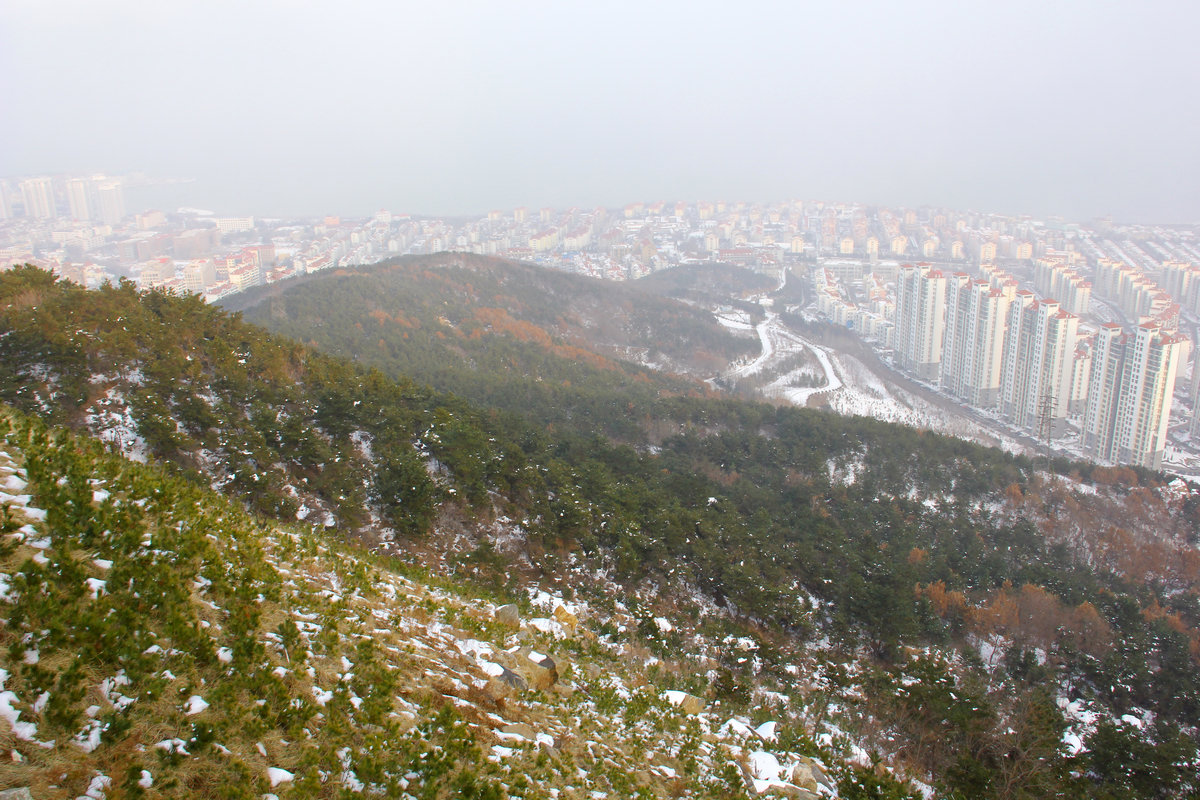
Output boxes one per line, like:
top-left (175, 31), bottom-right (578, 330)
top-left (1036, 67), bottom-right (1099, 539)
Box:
top-left (2, 0), bottom-right (1199, 222)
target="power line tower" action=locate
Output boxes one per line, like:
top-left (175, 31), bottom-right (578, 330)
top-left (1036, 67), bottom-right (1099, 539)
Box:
top-left (1037, 392), bottom-right (1056, 457)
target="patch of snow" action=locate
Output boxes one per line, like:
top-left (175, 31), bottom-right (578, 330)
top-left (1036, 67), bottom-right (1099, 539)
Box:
top-left (81, 772), bottom-right (112, 799)
top-left (528, 618), bottom-right (565, 638)
top-left (267, 767), bottom-right (294, 787)
top-left (720, 718), bottom-right (754, 739)
top-left (184, 695), bottom-right (209, 715)
top-left (0, 667), bottom-right (41, 741)
top-left (749, 750), bottom-right (782, 781)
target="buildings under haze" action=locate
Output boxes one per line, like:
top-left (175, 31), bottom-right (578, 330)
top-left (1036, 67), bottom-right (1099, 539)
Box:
top-left (20, 177), bottom-right (56, 220)
top-left (1082, 323), bottom-right (1186, 470)
top-left (998, 296), bottom-right (1079, 434)
top-left (894, 263), bottom-right (946, 381)
top-left (941, 274), bottom-right (1012, 408)
top-left (4, 179), bottom-right (1199, 470)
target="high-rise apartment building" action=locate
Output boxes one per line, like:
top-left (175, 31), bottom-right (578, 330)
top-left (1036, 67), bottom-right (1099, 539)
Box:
top-left (0, 180), bottom-right (13, 221)
top-left (20, 177), bottom-right (56, 219)
top-left (941, 274), bottom-right (1012, 407)
top-left (1033, 258), bottom-right (1092, 316)
top-left (97, 180), bottom-right (126, 225)
top-left (1161, 260), bottom-right (1200, 315)
top-left (1083, 323), bottom-right (1186, 470)
top-left (66, 178), bottom-right (96, 221)
top-left (999, 296), bottom-right (1079, 432)
top-left (894, 263), bottom-right (947, 381)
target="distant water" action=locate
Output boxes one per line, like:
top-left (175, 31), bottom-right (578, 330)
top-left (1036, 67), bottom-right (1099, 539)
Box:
top-left (125, 180), bottom-right (213, 216)
top-left (126, 178), bottom-right (283, 218)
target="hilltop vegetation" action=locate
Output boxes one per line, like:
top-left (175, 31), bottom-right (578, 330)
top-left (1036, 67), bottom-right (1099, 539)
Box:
top-left (235, 254), bottom-right (756, 444)
top-left (2, 265), bottom-right (1200, 797)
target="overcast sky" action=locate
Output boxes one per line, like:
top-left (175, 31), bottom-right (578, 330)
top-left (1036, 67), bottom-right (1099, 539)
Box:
top-left (2, 1), bottom-right (1198, 222)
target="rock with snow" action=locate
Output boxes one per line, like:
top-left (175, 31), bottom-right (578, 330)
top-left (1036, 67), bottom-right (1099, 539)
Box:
top-left (498, 646), bottom-right (558, 691)
top-left (499, 722), bottom-right (537, 740)
top-left (486, 666), bottom-right (528, 698)
top-left (663, 690), bottom-right (706, 715)
top-left (794, 756), bottom-right (834, 793)
top-left (721, 717), bottom-right (755, 738)
top-left (754, 721), bottom-right (778, 742)
top-left (267, 767), bottom-right (294, 787)
top-left (749, 750), bottom-right (782, 781)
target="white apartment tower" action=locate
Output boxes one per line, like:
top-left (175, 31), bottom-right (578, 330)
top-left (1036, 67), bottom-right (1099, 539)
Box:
top-left (66, 178), bottom-right (94, 221)
top-left (999, 295), bottom-right (1079, 432)
top-left (1083, 323), bottom-right (1186, 470)
top-left (895, 263), bottom-right (947, 381)
top-left (97, 180), bottom-right (126, 225)
top-left (942, 274), bottom-right (1012, 407)
top-left (20, 177), bottom-right (56, 219)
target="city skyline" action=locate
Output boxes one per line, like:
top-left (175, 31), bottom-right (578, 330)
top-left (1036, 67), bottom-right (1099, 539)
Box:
top-left (3, 1), bottom-right (1199, 222)
top-left (5, 167), bottom-right (1200, 470)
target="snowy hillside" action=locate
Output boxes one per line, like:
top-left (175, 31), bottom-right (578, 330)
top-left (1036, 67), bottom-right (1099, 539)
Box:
top-left (0, 412), bottom-right (870, 799)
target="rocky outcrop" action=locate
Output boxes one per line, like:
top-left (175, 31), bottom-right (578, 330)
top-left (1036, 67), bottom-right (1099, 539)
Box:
top-left (497, 646), bottom-right (559, 691)
top-left (552, 604), bottom-right (578, 635)
top-left (495, 603), bottom-right (521, 628)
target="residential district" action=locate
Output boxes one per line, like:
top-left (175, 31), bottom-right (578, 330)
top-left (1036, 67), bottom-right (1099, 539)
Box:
top-left (3, 172), bottom-right (1200, 474)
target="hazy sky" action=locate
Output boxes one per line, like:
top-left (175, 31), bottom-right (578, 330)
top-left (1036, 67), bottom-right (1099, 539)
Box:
top-left (3, 1), bottom-right (1198, 222)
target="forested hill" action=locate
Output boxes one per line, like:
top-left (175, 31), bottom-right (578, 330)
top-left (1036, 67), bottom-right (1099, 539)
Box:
top-left (634, 260), bottom-right (779, 307)
top-left (234, 254), bottom-right (757, 441)
top-left (2, 265), bottom-right (1200, 797)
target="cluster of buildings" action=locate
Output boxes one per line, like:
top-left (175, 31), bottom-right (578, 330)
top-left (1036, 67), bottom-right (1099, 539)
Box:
top-left (813, 209), bottom-right (1200, 471)
top-left (890, 261), bottom-right (1186, 469)
top-left (2, 179), bottom-right (1028, 299)
top-left (3, 172), bottom-right (1199, 470)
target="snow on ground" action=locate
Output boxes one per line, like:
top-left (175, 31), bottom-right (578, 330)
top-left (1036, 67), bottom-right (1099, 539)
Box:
top-left (84, 388), bottom-right (149, 463)
top-left (714, 310), bottom-right (756, 332)
top-left (721, 306), bottom-right (1032, 451)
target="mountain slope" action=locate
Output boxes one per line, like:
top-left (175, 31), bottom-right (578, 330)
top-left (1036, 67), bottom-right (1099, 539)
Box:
top-left (0, 409), bottom-right (859, 799)
top-left (3, 266), bottom-right (1200, 797)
